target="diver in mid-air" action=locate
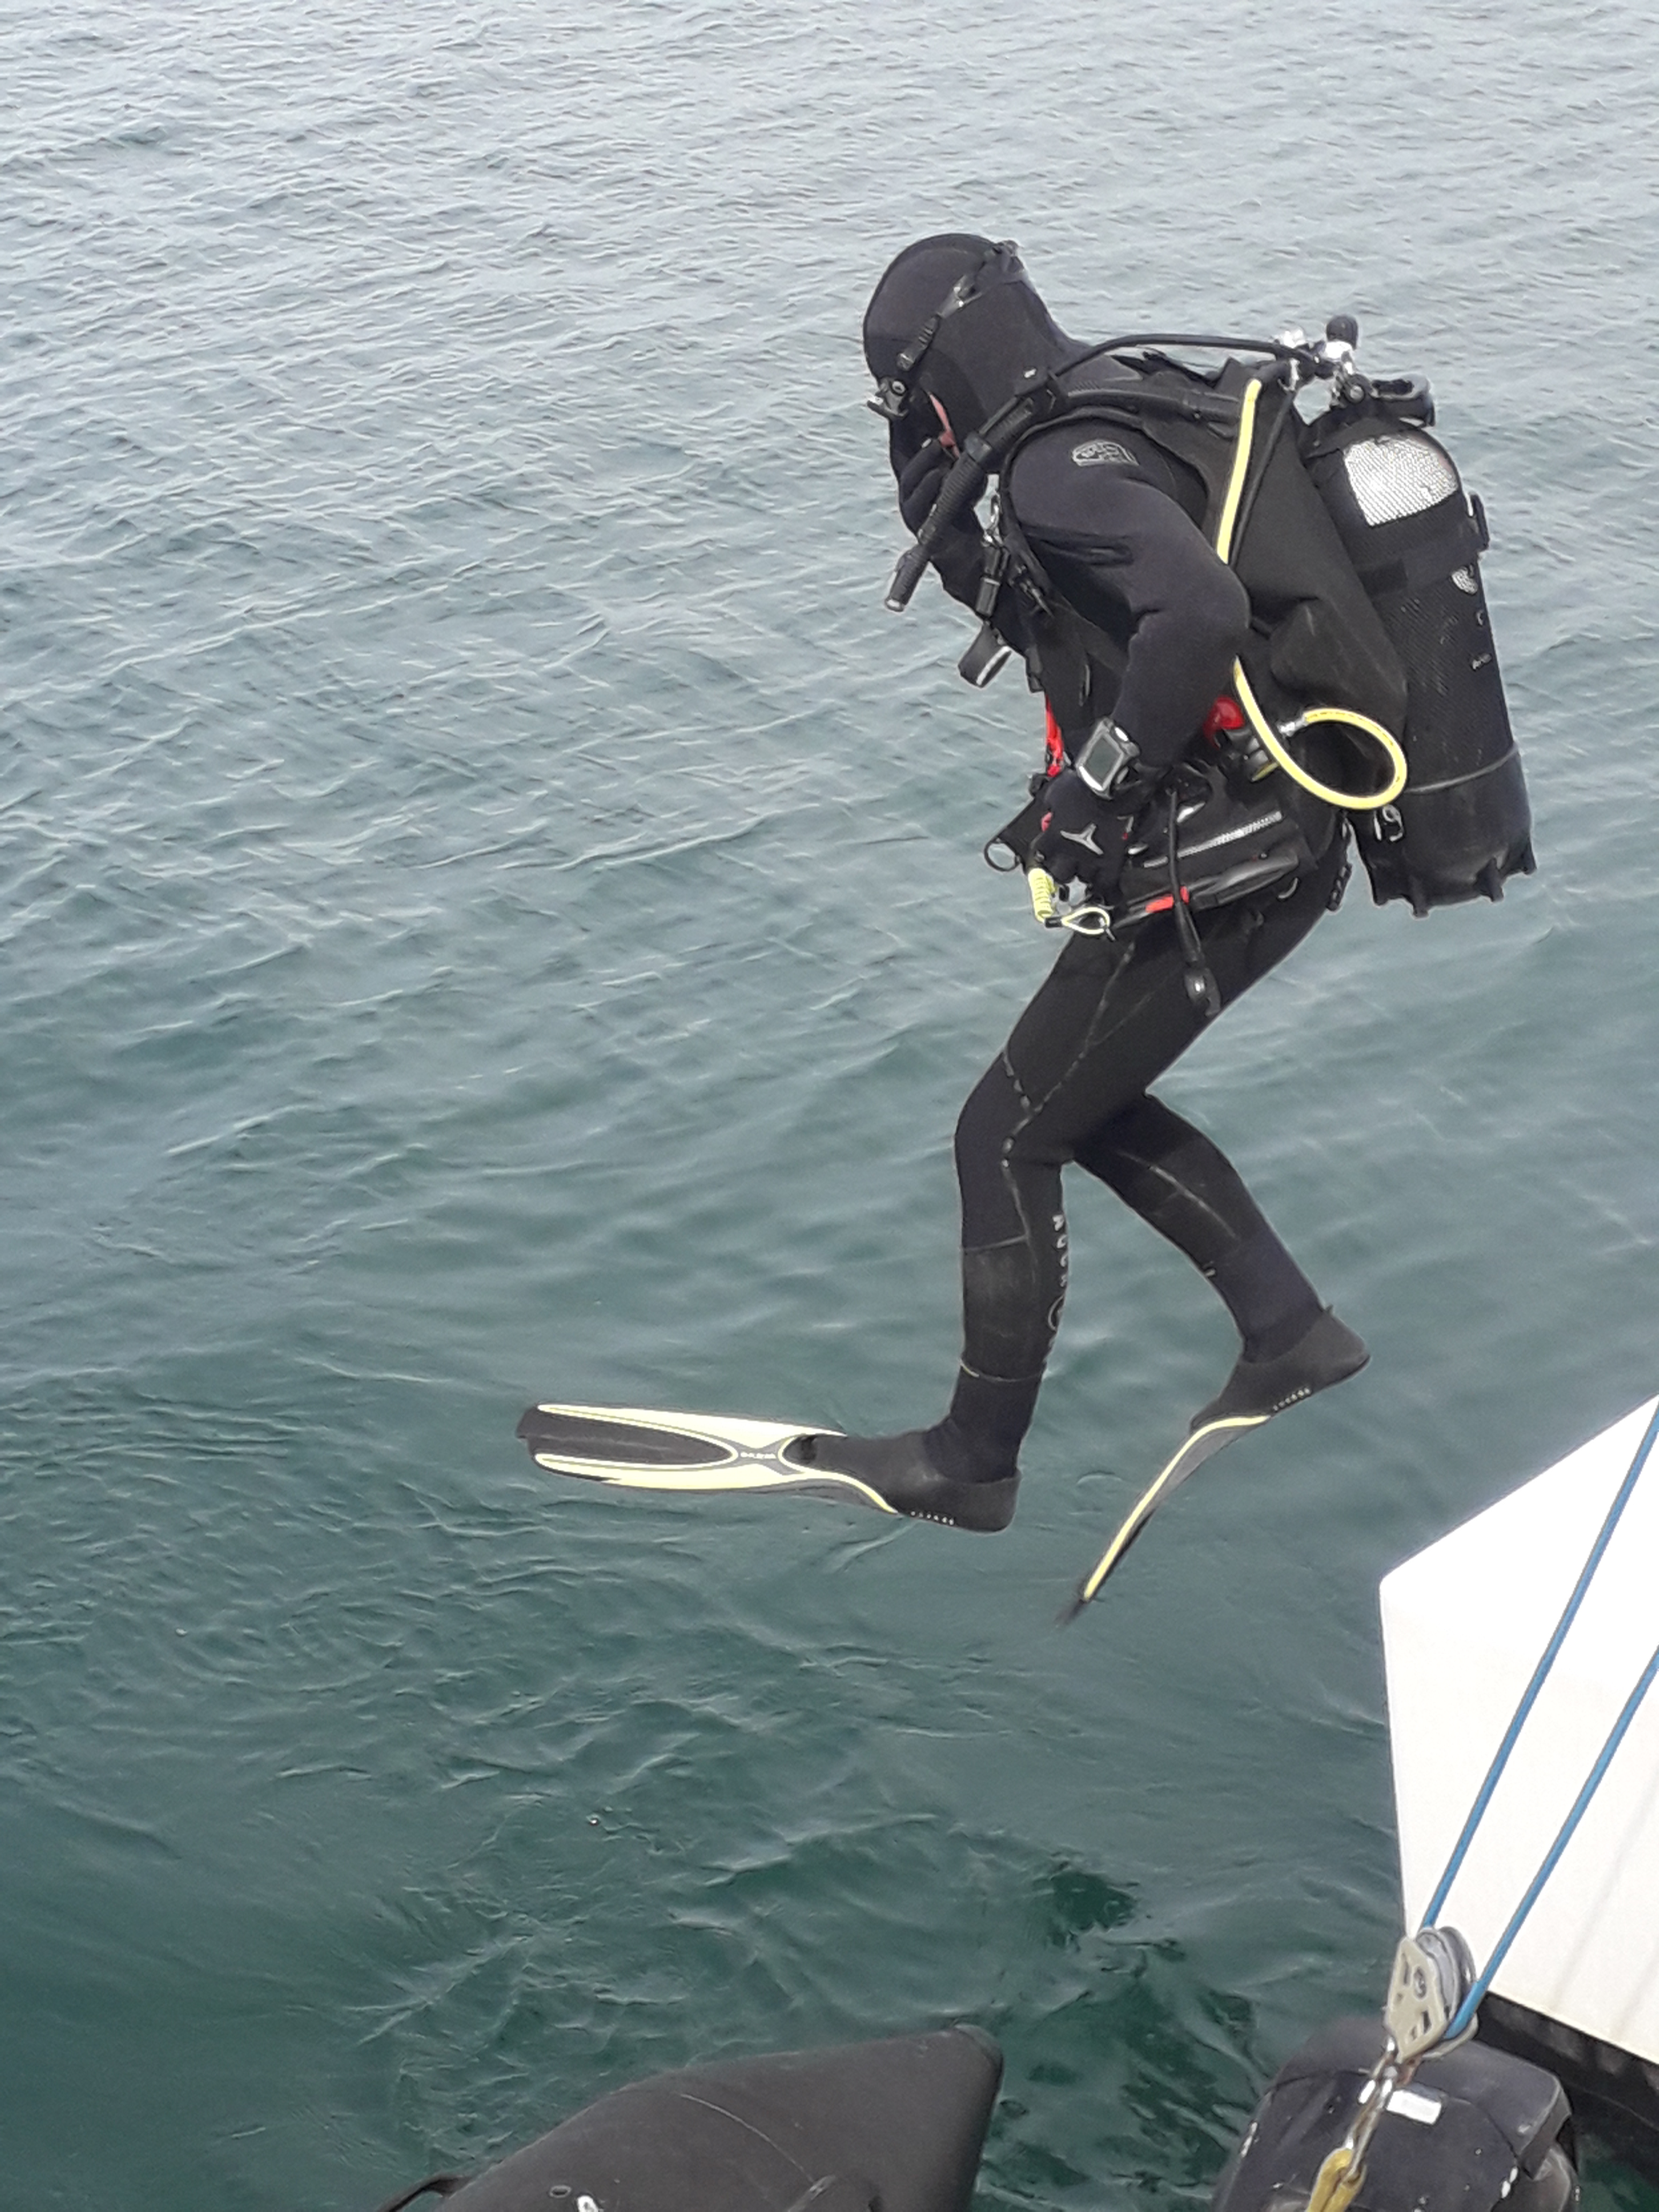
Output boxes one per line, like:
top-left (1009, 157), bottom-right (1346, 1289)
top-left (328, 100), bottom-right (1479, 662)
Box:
top-left (789, 234), bottom-right (1531, 1552)
top-left (518, 233), bottom-right (1528, 1585)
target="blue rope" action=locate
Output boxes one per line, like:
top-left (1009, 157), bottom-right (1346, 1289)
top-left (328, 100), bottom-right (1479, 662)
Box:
top-left (1421, 1396), bottom-right (1659, 1929)
top-left (1445, 1636), bottom-right (1659, 2041)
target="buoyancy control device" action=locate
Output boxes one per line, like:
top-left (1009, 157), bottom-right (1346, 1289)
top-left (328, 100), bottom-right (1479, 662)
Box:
top-left (1210, 2015), bottom-right (1577, 2212)
top-left (883, 317), bottom-right (1533, 920)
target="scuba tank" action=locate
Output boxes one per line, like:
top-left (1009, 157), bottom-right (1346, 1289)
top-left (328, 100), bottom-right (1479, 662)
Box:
top-left (1301, 380), bottom-right (1535, 915)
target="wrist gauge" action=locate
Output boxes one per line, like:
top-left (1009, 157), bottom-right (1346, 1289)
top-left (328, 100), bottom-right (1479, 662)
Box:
top-left (1073, 720), bottom-right (1140, 797)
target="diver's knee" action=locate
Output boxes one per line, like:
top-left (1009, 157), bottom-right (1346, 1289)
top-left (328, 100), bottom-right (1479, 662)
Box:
top-left (954, 1058), bottom-right (1020, 1168)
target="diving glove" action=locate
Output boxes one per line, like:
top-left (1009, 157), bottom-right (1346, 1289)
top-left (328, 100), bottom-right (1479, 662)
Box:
top-left (1030, 766), bottom-right (1144, 895)
top-left (896, 436), bottom-right (985, 607)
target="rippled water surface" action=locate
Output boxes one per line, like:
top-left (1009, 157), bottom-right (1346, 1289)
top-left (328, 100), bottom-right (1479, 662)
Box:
top-left (6, 3), bottom-right (1659, 2207)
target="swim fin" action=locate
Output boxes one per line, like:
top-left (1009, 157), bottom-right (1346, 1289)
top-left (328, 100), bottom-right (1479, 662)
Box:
top-left (514, 1401), bottom-right (899, 1515)
top-left (1059, 1418), bottom-right (1256, 1620)
top-left (1060, 1310), bottom-right (1368, 1620)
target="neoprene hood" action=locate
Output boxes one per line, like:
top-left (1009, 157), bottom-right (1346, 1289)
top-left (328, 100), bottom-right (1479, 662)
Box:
top-left (863, 233), bottom-right (1078, 439)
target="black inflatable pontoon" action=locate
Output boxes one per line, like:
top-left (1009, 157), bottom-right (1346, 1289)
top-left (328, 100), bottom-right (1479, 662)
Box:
top-left (371, 2025), bottom-right (1003, 2212)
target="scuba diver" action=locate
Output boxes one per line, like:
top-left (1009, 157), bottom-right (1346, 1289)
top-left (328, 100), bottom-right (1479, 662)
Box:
top-left (790, 234), bottom-right (1403, 1533)
top-left (514, 235), bottom-right (1529, 1568)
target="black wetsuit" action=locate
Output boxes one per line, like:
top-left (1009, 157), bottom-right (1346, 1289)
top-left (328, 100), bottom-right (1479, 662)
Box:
top-left (803, 402), bottom-right (1358, 1516)
top-left (942, 419), bottom-right (1344, 1470)
top-left (825, 235), bottom-right (1369, 1524)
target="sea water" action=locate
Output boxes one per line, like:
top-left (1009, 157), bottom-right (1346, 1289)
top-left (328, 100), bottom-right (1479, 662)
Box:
top-left (4, 2), bottom-right (1659, 2205)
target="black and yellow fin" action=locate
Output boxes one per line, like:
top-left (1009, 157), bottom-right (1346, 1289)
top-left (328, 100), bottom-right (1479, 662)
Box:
top-left (1063, 1310), bottom-right (1370, 1619)
top-left (1059, 1413), bottom-right (1268, 1622)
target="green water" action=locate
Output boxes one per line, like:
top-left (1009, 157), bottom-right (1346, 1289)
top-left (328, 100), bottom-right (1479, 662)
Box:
top-left (5, 2), bottom-right (1659, 2205)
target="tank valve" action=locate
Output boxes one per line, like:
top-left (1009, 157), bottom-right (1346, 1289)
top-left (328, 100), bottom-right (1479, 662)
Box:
top-left (1318, 315), bottom-right (1370, 403)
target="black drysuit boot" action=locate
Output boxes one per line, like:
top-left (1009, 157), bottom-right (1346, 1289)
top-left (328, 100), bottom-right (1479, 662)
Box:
top-left (1190, 1307), bottom-right (1370, 1432)
top-left (797, 1367), bottom-right (1035, 1533)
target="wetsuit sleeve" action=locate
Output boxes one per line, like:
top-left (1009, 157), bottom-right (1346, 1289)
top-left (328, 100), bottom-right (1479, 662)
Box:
top-left (1009, 437), bottom-right (1250, 775)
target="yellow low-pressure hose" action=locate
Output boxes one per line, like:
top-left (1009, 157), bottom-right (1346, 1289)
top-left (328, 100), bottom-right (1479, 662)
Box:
top-left (1217, 375), bottom-right (1407, 812)
top-left (1235, 668), bottom-right (1408, 810)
